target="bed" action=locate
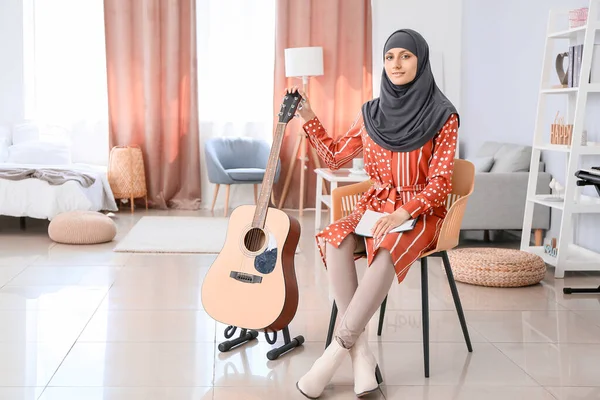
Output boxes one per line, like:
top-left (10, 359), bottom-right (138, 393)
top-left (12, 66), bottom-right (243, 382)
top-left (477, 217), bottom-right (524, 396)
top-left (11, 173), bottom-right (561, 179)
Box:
top-left (0, 123), bottom-right (119, 222)
top-left (0, 162), bottom-right (118, 221)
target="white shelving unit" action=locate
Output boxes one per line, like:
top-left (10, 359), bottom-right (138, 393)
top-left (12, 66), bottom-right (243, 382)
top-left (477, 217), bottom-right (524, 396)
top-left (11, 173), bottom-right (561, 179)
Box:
top-left (521, 1), bottom-right (600, 278)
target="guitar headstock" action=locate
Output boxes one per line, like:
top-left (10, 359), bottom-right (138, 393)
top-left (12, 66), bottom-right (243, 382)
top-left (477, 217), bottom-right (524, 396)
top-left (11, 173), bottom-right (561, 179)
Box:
top-left (277, 90), bottom-right (303, 124)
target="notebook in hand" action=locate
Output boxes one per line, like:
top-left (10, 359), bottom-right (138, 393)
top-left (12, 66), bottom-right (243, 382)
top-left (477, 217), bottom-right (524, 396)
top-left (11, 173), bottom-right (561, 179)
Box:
top-left (354, 209), bottom-right (417, 237)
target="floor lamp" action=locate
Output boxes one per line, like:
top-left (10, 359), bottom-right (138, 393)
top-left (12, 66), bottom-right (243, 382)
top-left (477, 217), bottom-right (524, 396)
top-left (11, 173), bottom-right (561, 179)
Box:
top-left (278, 46), bottom-right (326, 215)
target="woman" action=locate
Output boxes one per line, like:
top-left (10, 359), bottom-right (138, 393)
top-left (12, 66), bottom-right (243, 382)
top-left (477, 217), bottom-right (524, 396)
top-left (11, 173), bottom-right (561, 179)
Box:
top-left (290, 29), bottom-right (459, 398)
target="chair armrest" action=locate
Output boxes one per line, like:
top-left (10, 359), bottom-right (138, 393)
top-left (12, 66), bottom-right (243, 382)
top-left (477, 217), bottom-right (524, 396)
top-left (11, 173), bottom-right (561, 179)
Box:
top-left (331, 180), bottom-right (371, 221)
top-left (434, 195), bottom-right (470, 252)
top-left (204, 145), bottom-right (233, 184)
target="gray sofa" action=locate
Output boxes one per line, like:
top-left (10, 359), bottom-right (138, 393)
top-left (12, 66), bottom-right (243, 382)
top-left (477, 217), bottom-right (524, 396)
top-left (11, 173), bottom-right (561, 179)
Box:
top-left (461, 141), bottom-right (551, 245)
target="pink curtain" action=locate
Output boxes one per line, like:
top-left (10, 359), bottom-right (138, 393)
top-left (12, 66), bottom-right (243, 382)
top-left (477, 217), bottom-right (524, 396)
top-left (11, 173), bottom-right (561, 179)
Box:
top-left (103, 0), bottom-right (201, 209)
top-left (273, 0), bottom-right (372, 210)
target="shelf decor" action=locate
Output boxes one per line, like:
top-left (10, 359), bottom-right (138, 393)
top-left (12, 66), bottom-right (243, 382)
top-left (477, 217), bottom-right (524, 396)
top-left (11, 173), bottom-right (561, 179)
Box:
top-left (555, 52), bottom-right (570, 86)
top-left (569, 7), bottom-right (588, 28)
top-left (544, 238), bottom-right (558, 258)
top-left (550, 112), bottom-right (573, 145)
top-left (549, 112), bottom-right (587, 146)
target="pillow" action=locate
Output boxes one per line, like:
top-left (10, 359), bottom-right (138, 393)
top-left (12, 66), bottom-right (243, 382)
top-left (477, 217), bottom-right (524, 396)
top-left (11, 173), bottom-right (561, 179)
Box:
top-left (0, 138), bottom-right (9, 163)
top-left (489, 145), bottom-right (531, 173)
top-left (475, 141), bottom-right (504, 158)
top-left (470, 156), bottom-right (495, 172)
top-left (12, 121), bottom-right (40, 145)
top-left (7, 141), bottom-right (72, 165)
top-left (0, 125), bottom-right (11, 145)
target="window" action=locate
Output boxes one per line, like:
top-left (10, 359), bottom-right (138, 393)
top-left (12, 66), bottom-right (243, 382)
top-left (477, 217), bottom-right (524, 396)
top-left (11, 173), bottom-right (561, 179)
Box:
top-left (23, 0), bottom-right (109, 165)
top-left (196, 0), bottom-right (276, 134)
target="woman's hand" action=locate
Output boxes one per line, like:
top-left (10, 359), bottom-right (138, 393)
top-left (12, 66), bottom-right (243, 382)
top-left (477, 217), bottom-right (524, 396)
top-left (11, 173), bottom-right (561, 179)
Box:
top-left (285, 86), bottom-right (316, 121)
top-left (371, 208), bottom-right (411, 241)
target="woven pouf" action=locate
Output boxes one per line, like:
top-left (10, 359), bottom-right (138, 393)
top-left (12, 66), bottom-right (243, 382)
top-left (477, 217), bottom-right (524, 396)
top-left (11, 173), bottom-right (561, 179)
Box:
top-left (48, 211), bottom-right (117, 245)
top-left (447, 248), bottom-right (546, 287)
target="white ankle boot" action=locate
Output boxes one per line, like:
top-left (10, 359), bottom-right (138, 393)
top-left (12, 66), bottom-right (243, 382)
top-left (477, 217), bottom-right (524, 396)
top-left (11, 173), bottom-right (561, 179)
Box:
top-left (296, 339), bottom-right (349, 399)
top-left (350, 333), bottom-right (383, 397)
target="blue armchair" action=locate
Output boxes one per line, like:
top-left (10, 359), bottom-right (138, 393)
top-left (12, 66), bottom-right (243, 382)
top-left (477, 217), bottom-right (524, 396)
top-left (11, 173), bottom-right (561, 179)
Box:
top-left (204, 137), bottom-right (281, 216)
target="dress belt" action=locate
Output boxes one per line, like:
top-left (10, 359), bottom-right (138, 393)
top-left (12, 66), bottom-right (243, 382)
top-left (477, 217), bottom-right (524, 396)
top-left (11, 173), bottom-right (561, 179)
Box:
top-left (369, 182), bottom-right (425, 213)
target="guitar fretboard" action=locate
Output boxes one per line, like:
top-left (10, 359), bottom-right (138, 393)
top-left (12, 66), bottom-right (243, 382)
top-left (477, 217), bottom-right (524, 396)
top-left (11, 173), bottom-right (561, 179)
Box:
top-left (252, 123), bottom-right (287, 228)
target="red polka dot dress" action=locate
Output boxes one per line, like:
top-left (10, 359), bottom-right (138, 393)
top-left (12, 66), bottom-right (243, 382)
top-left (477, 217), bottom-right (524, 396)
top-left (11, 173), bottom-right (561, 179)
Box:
top-left (303, 111), bottom-right (459, 284)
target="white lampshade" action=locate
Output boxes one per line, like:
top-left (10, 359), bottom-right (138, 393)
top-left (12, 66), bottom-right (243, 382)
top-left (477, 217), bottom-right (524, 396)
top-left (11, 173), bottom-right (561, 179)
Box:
top-left (284, 47), bottom-right (324, 78)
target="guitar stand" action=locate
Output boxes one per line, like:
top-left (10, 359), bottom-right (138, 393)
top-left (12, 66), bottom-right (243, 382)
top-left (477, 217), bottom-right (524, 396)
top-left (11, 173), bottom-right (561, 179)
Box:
top-left (218, 325), bottom-right (259, 353)
top-left (218, 324), bottom-right (304, 360)
top-left (563, 285), bottom-right (600, 294)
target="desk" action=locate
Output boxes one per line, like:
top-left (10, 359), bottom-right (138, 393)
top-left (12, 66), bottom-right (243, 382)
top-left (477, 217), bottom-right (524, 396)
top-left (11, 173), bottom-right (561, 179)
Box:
top-left (314, 168), bottom-right (369, 231)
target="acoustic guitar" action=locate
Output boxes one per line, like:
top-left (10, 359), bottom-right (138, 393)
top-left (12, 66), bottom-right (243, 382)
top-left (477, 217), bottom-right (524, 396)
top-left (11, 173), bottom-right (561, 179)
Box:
top-left (201, 91), bottom-right (302, 332)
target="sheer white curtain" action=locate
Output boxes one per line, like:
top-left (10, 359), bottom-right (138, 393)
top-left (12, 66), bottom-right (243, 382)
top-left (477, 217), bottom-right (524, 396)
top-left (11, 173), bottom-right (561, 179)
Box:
top-left (24, 0), bottom-right (109, 166)
top-left (196, 0), bottom-right (277, 208)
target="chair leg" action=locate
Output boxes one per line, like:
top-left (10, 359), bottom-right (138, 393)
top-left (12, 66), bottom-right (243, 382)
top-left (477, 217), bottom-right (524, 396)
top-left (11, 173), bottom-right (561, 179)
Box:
top-left (325, 301), bottom-right (338, 348)
top-left (441, 251), bottom-right (473, 353)
top-left (377, 295), bottom-right (387, 336)
top-left (254, 184), bottom-right (258, 204)
top-left (483, 230), bottom-right (490, 242)
top-left (211, 184), bottom-right (220, 212)
top-left (224, 185), bottom-right (231, 217)
top-left (534, 229), bottom-right (543, 246)
top-left (421, 257), bottom-right (430, 378)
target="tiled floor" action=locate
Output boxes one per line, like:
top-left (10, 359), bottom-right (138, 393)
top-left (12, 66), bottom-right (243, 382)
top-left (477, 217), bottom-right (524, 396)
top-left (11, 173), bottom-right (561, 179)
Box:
top-left (0, 209), bottom-right (599, 399)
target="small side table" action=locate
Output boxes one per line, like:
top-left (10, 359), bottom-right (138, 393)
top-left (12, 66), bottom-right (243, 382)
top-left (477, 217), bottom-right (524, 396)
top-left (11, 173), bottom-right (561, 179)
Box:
top-left (314, 168), bottom-right (369, 231)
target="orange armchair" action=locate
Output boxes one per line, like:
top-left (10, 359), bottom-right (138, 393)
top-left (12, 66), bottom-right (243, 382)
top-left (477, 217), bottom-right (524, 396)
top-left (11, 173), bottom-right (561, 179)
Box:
top-left (325, 159), bottom-right (475, 378)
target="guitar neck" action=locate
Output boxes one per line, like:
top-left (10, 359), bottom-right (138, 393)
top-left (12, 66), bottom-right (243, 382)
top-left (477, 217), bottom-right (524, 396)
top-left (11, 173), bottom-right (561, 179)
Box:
top-left (252, 123), bottom-right (287, 228)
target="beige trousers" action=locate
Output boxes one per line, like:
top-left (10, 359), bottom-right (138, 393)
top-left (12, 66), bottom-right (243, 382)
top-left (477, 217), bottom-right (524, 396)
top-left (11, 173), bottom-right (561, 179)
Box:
top-left (326, 233), bottom-right (396, 349)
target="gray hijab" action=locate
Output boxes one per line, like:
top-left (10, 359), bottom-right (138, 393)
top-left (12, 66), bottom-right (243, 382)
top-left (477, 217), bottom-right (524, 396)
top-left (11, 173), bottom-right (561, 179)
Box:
top-left (362, 29), bottom-right (458, 152)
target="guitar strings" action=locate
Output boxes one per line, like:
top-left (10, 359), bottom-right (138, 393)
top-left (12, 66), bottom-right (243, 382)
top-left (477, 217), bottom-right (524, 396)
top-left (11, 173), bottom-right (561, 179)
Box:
top-left (246, 106), bottom-right (290, 254)
top-left (249, 124), bottom-right (282, 252)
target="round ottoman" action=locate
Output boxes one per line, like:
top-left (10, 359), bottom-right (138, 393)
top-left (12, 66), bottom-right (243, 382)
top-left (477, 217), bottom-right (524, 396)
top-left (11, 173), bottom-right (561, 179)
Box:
top-left (48, 211), bottom-right (117, 244)
top-left (447, 248), bottom-right (546, 287)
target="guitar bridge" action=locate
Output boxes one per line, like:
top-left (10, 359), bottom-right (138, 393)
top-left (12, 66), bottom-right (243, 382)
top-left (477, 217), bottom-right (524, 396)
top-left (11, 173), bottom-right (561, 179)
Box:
top-left (230, 271), bottom-right (263, 284)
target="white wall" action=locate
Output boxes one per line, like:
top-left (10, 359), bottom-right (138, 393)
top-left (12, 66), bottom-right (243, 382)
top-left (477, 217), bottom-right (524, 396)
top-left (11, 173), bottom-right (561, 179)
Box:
top-left (0, 0), bottom-right (25, 125)
top-left (461, 0), bottom-right (600, 254)
top-left (461, 0), bottom-right (586, 158)
top-left (372, 0), bottom-right (463, 112)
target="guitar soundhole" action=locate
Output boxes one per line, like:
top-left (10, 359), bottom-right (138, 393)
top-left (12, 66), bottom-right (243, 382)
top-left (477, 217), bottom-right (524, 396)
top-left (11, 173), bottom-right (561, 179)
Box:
top-left (244, 228), bottom-right (266, 252)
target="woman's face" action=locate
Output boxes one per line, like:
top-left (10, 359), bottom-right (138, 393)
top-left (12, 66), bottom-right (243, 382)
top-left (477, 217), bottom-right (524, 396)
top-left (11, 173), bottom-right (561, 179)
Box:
top-left (384, 47), bottom-right (418, 85)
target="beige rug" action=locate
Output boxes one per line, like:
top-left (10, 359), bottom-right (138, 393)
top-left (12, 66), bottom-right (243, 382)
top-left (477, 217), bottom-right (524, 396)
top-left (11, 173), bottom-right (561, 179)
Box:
top-left (113, 216), bottom-right (301, 254)
top-left (113, 216), bottom-right (229, 253)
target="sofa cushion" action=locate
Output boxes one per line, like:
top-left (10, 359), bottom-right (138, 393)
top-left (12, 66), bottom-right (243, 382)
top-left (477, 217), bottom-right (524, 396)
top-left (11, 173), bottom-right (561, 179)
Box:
top-left (471, 156), bottom-right (495, 172)
top-left (475, 141), bottom-right (504, 158)
top-left (225, 168), bottom-right (265, 181)
top-left (489, 144), bottom-right (531, 173)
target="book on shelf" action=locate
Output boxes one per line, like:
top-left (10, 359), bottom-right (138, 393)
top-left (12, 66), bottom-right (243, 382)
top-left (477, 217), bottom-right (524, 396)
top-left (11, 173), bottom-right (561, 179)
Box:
top-left (567, 44), bottom-right (584, 88)
top-left (568, 45), bottom-right (574, 87)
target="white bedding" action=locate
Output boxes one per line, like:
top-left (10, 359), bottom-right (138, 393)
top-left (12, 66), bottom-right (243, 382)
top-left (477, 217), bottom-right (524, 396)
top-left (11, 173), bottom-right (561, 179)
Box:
top-left (0, 162), bottom-right (118, 220)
